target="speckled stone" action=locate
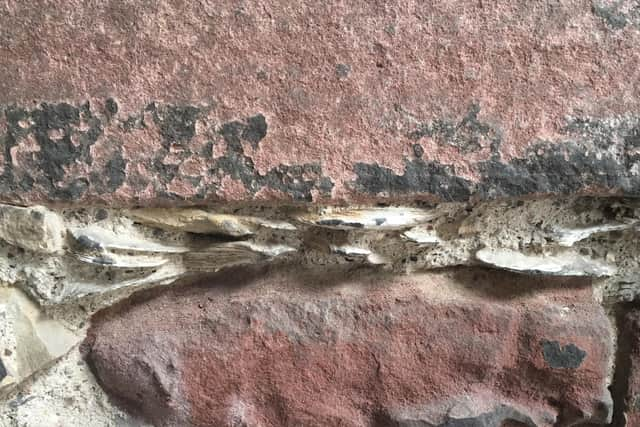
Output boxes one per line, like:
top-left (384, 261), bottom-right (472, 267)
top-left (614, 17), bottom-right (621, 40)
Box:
top-left (1, 1), bottom-right (640, 205)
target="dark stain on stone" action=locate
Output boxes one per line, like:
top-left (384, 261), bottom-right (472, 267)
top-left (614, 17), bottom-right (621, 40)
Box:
top-left (477, 138), bottom-right (640, 199)
top-left (220, 114), bottom-right (267, 150)
top-left (30, 209), bottom-right (43, 221)
top-left (9, 100), bottom-right (638, 203)
top-left (336, 63), bottom-right (351, 78)
top-left (95, 209), bottom-right (109, 221)
top-left (31, 103), bottom-right (81, 181)
top-left (409, 103), bottom-right (501, 154)
top-left (53, 178), bottom-right (90, 200)
top-left (592, 2), bottom-right (628, 29)
top-left (216, 116), bottom-right (332, 201)
top-left (356, 113), bottom-right (640, 200)
top-left (241, 114), bottom-right (267, 148)
top-left (105, 152), bottom-right (126, 191)
top-left (412, 143), bottom-right (424, 158)
top-left (1, 102), bottom-right (103, 200)
top-left (0, 356), bottom-right (7, 382)
top-left (353, 159), bottom-right (473, 202)
top-left (105, 98), bottom-right (119, 116)
top-left (318, 176), bottom-right (335, 194)
top-left (152, 157), bottom-right (179, 184)
top-left (541, 339), bottom-right (586, 369)
top-left (150, 103), bottom-right (200, 145)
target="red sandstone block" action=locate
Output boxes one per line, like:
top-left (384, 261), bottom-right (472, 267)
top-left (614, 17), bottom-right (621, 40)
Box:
top-left (85, 268), bottom-right (613, 426)
top-left (1, 1), bottom-right (640, 205)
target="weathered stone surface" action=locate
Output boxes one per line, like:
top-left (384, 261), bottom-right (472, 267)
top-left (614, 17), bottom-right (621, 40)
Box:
top-left (619, 309), bottom-right (640, 426)
top-left (1, 1), bottom-right (640, 205)
top-left (85, 267), bottom-right (614, 426)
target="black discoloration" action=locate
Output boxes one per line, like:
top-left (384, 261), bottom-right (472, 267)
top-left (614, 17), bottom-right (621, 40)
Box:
top-left (541, 339), bottom-right (586, 369)
top-left (353, 159), bottom-right (473, 202)
top-left (30, 209), bottom-right (43, 221)
top-left (0, 357), bottom-right (7, 382)
top-left (2, 100), bottom-right (639, 203)
top-left (477, 138), bottom-right (640, 199)
top-left (216, 118), bottom-right (332, 201)
top-left (53, 178), bottom-right (90, 200)
top-left (31, 103), bottom-right (81, 182)
top-left (242, 114), bottom-right (268, 147)
top-left (105, 98), bottom-right (119, 116)
top-left (95, 209), bottom-right (109, 221)
top-left (1, 102), bottom-right (102, 200)
top-left (105, 152), bottom-right (126, 191)
top-left (356, 114), bottom-right (640, 200)
top-left (409, 104), bottom-right (501, 154)
top-left (150, 103), bottom-right (200, 145)
top-left (220, 114), bottom-right (267, 150)
top-left (412, 143), bottom-right (424, 158)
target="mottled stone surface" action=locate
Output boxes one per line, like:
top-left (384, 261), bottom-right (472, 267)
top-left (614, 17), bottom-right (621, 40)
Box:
top-left (1, 1), bottom-right (640, 205)
top-left (85, 267), bottom-right (613, 426)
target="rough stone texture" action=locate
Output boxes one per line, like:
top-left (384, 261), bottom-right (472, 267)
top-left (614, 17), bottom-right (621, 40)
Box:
top-left (620, 309), bottom-right (640, 426)
top-left (2, 1), bottom-right (640, 205)
top-left (85, 267), bottom-right (614, 426)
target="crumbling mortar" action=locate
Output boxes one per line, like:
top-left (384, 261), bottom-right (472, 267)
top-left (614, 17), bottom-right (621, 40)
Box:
top-left (2, 196), bottom-right (640, 425)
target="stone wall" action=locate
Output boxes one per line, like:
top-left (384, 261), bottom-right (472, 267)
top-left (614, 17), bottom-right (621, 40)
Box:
top-left (2, 1), bottom-right (640, 426)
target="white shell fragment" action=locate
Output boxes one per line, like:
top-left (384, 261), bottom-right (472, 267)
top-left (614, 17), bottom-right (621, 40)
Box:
top-left (69, 225), bottom-right (189, 253)
top-left (296, 207), bottom-right (438, 230)
top-left (61, 263), bottom-right (187, 300)
top-left (0, 205), bottom-right (65, 254)
top-left (330, 245), bottom-right (388, 265)
top-left (551, 221), bottom-right (636, 247)
top-left (402, 226), bottom-right (441, 245)
top-left (127, 208), bottom-right (295, 236)
top-left (0, 287), bottom-right (81, 394)
top-left (475, 248), bottom-right (617, 277)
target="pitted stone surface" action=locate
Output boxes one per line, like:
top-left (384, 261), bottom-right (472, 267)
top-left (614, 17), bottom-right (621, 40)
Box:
top-left (1, 1), bottom-right (640, 205)
top-left (85, 267), bottom-right (614, 426)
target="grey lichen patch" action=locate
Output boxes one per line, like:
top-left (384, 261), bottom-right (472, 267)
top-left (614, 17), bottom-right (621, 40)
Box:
top-left (541, 340), bottom-right (587, 369)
